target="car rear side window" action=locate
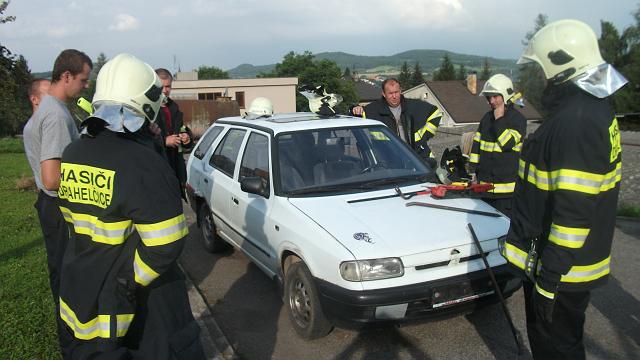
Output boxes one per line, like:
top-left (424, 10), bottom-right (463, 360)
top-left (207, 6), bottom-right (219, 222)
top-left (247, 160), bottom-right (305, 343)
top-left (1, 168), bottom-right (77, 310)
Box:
top-left (194, 126), bottom-right (223, 160)
top-left (239, 133), bottom-right (270, 191)
top-left (210, 129), bottom-right (246, 177)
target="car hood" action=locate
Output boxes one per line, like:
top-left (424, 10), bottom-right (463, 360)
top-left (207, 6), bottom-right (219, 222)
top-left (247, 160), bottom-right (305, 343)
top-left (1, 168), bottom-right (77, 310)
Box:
top-left (288, 185), bottom-right (510, 262)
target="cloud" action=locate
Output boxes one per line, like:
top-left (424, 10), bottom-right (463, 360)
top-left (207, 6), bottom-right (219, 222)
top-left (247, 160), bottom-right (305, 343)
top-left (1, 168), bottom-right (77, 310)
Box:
top-left (108, 13), bottom-right (140, 32)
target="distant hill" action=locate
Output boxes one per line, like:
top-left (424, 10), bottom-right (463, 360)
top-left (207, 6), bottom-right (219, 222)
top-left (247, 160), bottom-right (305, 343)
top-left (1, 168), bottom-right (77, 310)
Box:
top-left (32, 71), bottom-right (52, 79)
top-left (227, 49), bottom-right (519, 78)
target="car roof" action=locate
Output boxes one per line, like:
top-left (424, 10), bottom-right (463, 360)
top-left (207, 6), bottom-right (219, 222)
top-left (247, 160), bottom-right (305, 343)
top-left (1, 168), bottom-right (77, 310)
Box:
top-left (215, 112), bottom-right (384, 135)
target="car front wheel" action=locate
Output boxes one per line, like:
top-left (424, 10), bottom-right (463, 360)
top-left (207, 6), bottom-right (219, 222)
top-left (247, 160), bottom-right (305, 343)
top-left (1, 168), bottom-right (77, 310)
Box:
top-left (284, 261), bottom-right (333, 339)
top-left (198, 202), bottom-right (229, 253)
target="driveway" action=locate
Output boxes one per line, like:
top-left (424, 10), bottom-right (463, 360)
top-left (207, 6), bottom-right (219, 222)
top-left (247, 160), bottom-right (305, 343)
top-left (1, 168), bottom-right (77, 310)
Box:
top-left (180, 203), bottom-right (640, 360)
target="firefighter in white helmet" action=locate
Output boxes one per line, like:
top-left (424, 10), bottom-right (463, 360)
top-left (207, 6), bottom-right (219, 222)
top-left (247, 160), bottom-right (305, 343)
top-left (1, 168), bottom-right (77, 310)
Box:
top-left (57, 53), bottom-right (205, 358)
top-left (245, 96), bottom-right (274, 119)
top-left (468, 73), bottom-right (526, 217)
top-left (504, 20), bottom-right (627, 359)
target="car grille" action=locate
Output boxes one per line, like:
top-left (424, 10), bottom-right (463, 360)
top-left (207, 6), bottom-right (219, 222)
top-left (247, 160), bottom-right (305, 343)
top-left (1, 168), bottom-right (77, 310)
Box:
top-left (414, 252), bottom-right (489, 271)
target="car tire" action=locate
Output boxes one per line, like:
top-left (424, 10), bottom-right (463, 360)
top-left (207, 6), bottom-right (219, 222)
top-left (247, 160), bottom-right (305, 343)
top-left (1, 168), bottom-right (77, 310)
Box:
top-left (284, 261), bottom-right (333, 339)
top-left (198, 202), bottom-right (229, 253)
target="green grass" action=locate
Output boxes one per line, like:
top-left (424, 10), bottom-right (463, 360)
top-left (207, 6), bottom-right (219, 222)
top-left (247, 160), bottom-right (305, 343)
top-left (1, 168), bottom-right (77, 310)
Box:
top-left (0, 140), bottom-right (60, 359)
top-left (0, 137), bottom-right (26, 153)
top-left (617, 204), bottom-right (640, 218)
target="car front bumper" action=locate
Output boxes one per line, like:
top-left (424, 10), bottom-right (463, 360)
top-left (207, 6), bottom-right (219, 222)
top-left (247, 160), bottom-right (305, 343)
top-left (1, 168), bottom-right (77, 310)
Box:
top-left (315, 265), bottom-right (521, 327)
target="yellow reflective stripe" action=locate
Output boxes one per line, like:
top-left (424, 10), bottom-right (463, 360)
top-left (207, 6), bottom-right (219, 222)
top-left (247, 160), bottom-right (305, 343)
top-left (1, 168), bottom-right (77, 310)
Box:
top-left (135, 214), bottom-right (188, 246)
top-left (134, 250), bottom-right (160, 286)
top-left (116, 314), bottom-right (135, 337)
top-left (413, 109), bottom-right (442, 141)
top-left (59, 299), bottom-right (110, 340)
top-left (469, 153), bottom-right (479, 163)
top-left (497, 129), bottom-right (523, 147)
top-left (561, 256), bottom-right (611, 283)
top-left (481, 181), bottom-right (515, 193)
top-left (503, 243), bottom-right (527, 270)
top-left (59, 299), bottom-right (134, 340)
top-left (59, 207), bottom-right (133, 245)
top-left (513, 142), bottom-right (523, 152)
top-left (535, 283), bottom-right (556, 299)
top-left (479, 140), bottom-right (502, 152)
top-left (473, 132), bottom-right (481, 142)
top-left (520, 160), bottom-right (621, 195)
top-left (549, 223), bottom-right (589, 249)
top-left (370, 131), bottom-right (390, 141)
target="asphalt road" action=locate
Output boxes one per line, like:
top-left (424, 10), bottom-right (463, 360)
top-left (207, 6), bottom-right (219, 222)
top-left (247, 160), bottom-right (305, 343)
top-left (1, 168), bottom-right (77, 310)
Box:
top-left (180, 203), bottom-right (640, 360)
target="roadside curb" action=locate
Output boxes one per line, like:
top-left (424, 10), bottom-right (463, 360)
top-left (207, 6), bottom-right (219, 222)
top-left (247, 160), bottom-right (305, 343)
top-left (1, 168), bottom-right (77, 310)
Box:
top-left (179, 263), bottom-right (237, 360)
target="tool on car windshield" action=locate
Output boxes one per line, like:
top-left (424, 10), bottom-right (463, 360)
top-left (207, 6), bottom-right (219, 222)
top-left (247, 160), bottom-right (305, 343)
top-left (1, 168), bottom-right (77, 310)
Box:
top-left (405, 201), bottom-right (502, 217)
top-left (395, 183), bottom-right (494, 200)
top-left (468, 223), bottom-right (523, 354)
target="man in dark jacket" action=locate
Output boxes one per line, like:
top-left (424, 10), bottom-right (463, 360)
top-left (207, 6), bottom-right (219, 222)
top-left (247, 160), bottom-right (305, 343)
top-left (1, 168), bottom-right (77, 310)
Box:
top-left (351, 78), bottom-right (442, 165)
top-left (504, 19), bottom-right (627, 359)
top-left (155, 68), bottom-right (193, 199)
top-left (469, 74), bottom-right (527, 217)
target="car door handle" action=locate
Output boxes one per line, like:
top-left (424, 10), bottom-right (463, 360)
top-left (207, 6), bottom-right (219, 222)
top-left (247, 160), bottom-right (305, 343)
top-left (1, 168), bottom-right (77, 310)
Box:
top-left (232, 197), bottom-right (239, 205)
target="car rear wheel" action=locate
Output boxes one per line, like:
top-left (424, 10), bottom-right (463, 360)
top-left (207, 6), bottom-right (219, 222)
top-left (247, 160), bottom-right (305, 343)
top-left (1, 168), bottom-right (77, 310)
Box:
top-left (284, 261), bottom-right (333, 339)
top-left (198, 202), bottom-right (229, 253)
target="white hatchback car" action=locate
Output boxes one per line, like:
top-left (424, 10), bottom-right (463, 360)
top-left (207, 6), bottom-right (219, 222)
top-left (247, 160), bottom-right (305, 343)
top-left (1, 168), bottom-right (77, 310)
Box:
top-left (186, 112), bottom-right (520, 339)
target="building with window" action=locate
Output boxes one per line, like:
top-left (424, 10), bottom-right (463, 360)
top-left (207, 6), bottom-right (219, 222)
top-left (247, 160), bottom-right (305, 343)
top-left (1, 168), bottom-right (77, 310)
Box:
top-left (170, 72), bottom-right (298, 114)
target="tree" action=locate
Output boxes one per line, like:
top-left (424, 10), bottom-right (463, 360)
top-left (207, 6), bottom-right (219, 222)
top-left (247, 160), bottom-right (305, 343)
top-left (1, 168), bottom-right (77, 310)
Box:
top-left (342, 66), bottom-right (351, 80)
top-left (0, 0), bottom-right (32, 136)
top-left (83, 52), bottom-right (107, 101)
top-left (456, 64), bottom-right (467, 80)
top-left (599, 21), bottom-right (625, 67)
top-left (604, 7), bottom-right (640, 114)
top-left (262, 51), bottom-right (357, 113)
top-left (410, 62), bottom-right (425, 87)
top-left (197, 65), bottom-right (229, 80)
top-left (433, 53), bottom-right (455, 81)
top-left (517, 14), bottom-right (548, 115)
top-left (397, 61), bottom-right (411, 89)
top-left (480, 58), bottom-right (491, 80)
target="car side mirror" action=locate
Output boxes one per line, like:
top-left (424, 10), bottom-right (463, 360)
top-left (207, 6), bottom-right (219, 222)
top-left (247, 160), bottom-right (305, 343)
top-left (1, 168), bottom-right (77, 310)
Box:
top-left (241, 176), bottom-right (269, 197)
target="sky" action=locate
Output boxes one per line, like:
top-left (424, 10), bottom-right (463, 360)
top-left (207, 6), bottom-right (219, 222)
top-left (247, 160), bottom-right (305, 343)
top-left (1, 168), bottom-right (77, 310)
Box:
top-left (1, 0), bottom-right (638, 73)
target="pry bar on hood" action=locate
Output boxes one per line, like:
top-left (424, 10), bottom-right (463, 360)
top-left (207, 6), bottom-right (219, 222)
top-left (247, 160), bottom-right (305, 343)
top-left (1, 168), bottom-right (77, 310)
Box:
top-left (405, 201), bottom-right (502, 217)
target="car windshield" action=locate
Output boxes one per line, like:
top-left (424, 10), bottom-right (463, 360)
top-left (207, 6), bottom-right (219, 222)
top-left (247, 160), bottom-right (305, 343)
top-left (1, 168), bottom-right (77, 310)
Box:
top-left (276, 125), bottom-right (435, 195)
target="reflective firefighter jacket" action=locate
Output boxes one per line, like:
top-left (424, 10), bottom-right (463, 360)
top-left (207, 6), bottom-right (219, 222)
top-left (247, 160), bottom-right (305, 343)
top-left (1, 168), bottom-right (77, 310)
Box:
top-left (360, 96), bottom-right (442, 159)
top-left (504, 82), bottom-right (621, 293)
top-left (57, 129), bottom-right (188, 342)
top-left (469, 106), bottom-right (527, 198)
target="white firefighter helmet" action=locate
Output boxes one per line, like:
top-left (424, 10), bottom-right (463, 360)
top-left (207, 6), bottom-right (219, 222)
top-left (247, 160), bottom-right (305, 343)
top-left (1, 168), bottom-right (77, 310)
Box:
top-left (517, 19), bottom-right (605, 84)
top-left (245, 97), bottom-right (273, 119)
top-left (92, 53), bottom-right (164, 125)
top-left (479, 74), bottom-right (516, 103)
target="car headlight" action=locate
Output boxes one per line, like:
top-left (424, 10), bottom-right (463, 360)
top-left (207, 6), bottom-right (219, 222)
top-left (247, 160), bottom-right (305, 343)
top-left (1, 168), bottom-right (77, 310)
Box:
top-left (339, 258), bottom-right (404, 282)
top-left (497, 235), bottom-right (507, 257)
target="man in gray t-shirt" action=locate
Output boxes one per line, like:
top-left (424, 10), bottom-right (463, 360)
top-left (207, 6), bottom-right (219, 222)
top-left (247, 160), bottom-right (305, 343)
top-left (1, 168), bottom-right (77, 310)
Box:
top-left (24, 95), bottom-right (79, 196)
top-left (22, 49), bottom-right (92, 357)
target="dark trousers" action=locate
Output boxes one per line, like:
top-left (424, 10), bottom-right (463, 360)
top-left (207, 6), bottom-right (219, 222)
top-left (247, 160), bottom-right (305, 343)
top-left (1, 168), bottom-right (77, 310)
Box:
top-left (65, 265), bottom-right (205, 360)
top-left (523, 281), bottom-right (591, 360)
top-left (34, 191), bottom-right (74, 355)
